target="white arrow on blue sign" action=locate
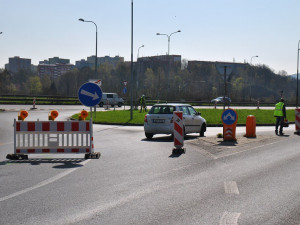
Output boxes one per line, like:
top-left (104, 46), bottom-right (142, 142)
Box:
top-left (221, 109), bottom-right (238, 125)
top-left (78, 82), bottom-right (102, 107)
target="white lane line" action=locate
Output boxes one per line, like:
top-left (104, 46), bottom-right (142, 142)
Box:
top-left (220, 211), bottom-right (241, 225)
top-left (224, 181), bottom-right (240, 195)
top-left (0, 159), bottom-right (91, 202)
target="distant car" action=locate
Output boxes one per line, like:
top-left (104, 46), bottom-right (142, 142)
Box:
top-left (144, 103), bottom-right (206, 139)
top-left (211, 96), bottom-right (231, 104)
top-left (98, 93), bottom-right (124, 107)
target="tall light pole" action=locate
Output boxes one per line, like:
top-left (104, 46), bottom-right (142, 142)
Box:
top-left (250, 55), bottom-right (258, 64)
top-left (249, 55), bottom-right (258, 101)
top-left (79, 18), bottom-right (98, 78)
top-left (130, 0), bottom-right (134, 120)
top-left (135, 45), bottom-right (144, 109)
top-left (156, 30), bottom-right (181, 102)
top-left (297, 40), bottom-right (300, 108)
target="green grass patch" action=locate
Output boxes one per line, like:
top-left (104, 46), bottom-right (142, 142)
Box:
top-left (72, 108), bottom-right (295, 125)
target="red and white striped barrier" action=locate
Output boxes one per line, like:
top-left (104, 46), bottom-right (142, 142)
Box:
top-left (9, 119), bottom-right (98, 160)
top-left (295, 109), bottom-right (300, 134)
top-left (173, 111), bottom-right (185, 154)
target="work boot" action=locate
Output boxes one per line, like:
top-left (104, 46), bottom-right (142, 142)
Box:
top-left (275, 130), bottom-right (278, 135)
top-left (279, 132), bottom-right (284, 136)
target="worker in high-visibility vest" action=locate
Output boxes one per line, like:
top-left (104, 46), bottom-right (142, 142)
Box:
top-left (273, 98), bottom-right (286, 135)
top-left (139, 95), bottom-right (147, 112)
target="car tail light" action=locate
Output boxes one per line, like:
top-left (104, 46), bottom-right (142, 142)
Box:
top-left (144, 115), bottom-right (148, 123)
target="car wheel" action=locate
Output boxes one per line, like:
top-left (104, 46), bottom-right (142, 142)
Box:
top-left (118, 102), bottom-right (122, 107)
top-left (200, 123), bottom-right (206, 137)
top-left (99, 102), bottom-right (104, 107)
top-left (145, 133), bottom-right (153, 139)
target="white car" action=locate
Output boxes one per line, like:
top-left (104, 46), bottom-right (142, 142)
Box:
top-left (144, 103), bottom-right (206, 139)
top-left (99, 93), bottom-right (124, 107)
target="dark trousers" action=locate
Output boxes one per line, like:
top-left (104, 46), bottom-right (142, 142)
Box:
top-left (275, 116), bottom-right (284, 134)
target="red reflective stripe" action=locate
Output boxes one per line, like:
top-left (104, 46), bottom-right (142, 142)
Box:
top-left (28, 122), bottom-right (35, 131)
top-left (57, 149), bottom-right (64, 152)
top-left (175, 112), bottom-right (183, 120)
top-left (28, 149), bottom-right (35, 153)
top-left (16, 122), bottom-right (20, 131)
top-left (16, 149), bottom-right (20, 153)
top-left (174, 138), bottom-right (182, 146)
top-left (42, 149), bottom-right (50, 153)
top-left (174, 122), bottom-right (183, 135)
top-left (42, 122), bottom-right (50, 131)
top-left (86, 122), bottom-right (90, 131)
top-left (57, 122), bottom-right (64, 131)
top-left (86, 148), bottom-right (90, 153)
top-left (72, 149), bottom-right (79, 153)
top-left (72, 122), bottom-right (79, 131)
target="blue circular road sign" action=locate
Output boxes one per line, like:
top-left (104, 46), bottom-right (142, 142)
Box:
top-left (78, 82), bottom-right (102, 107)
top-left (221, 109), bottom-right (238, 125)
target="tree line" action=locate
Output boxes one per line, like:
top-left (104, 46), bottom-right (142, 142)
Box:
top-left (0, 61), bottom-right (298, 104)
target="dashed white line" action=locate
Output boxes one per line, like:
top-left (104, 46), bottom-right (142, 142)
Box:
top-left (224, 181), bottom-right (240, 195)
top-left (220, 211), bottom-right (241, 225)
top-left (0, 159), bottom-right (90, 202)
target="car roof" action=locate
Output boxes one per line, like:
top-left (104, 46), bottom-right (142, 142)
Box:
top-left (152, 103), bottom-right (191, 107)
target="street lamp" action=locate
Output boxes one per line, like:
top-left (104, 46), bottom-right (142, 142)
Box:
top-left (78, 18), bottom-right (98, 77)
top-left (0, 32), bottom-right (2, 34)
top-left (250, 55), bottom-right (259, 64)
top-left (156, 30), bottom-right (181, 102)
top-left (135, 45), bottom-right (144, 109)
top-left (130, 0), bottom-right (134, 120)
top-left (296, 40), bottom-right (300, 108)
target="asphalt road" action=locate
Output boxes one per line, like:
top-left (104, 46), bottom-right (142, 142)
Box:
top-left (0, 106), bottom-right (299, 225)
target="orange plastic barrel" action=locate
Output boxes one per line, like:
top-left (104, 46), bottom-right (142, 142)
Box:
top-left (246, 115), bottom-right (256, 137)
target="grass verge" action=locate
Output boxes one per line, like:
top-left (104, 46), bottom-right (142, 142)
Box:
top-left (72, 108), bottom-right (295, 125)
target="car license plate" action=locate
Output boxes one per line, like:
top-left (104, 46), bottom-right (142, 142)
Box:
top-left (152, 119), bottom-right (165, 123)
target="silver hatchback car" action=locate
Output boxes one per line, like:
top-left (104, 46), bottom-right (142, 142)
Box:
top-left (144, 103), bottom-right (206, 139)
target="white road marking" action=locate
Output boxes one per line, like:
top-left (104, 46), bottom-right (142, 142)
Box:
top-left (224, 181), bottom-right (240, 194)
top-left (0, 159), bottom-right (91, 202)
top-left (220, 211), bottom-right (241, 225)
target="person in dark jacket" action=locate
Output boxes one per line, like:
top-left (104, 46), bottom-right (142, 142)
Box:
top-left (273, 98), bottom-right (286, 135)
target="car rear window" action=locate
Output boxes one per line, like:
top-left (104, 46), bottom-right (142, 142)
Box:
top-left (149, 106), bottom-right (176, 114)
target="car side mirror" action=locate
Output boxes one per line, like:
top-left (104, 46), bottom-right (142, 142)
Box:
top-left (196, 112), bottom-right (201, 116)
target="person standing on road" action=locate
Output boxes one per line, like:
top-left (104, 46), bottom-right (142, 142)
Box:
top-left (140, 95), bottom-right (147, 112)
top-left (274, 98), bottom-right (286, 135)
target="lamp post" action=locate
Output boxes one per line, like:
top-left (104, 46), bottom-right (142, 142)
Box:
top-left (79, 18), bottom-right (98, 78)
top-left (135, 45), bottom-right (144, 109)
top-left (297, 41), bottom-right (300, 108)
top-left (156, 30), bottom-right (181, 102)
top-left (130, 0), bottom-right (134, 120)
top-left (249, 55), bottom-right (258, 101)
top-left (250, 55), bottom-right (258, 64)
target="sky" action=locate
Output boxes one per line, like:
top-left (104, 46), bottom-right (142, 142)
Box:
top-left (1, 0), bottom-right (300, 75)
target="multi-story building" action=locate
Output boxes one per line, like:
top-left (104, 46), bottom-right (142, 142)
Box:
top-left (38, 63), bottom-right (74, 79)
top-left (5, 56), bottom-right (32, 74)
top-left (39, 57), bottom-right (70, 65)
top-left (137, 55), bottom-right (182, 75)
top-left (187, 60), bottom-right (246, 72)
top-left (76, 55), bottom-right (124, 69)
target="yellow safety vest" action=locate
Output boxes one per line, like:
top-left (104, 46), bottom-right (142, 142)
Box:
top-left (274, 102), bottom-right (284, 117)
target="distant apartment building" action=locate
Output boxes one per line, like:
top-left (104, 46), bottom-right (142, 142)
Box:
top-left (39, 57), bottom-right (70, 65)
top-left (137, 55), bottom-right (182, 74)
top-left (38, 63), bottom-right (74, 79)
top-left (187, 60), bottom-right (246, 72)
top-left (5, 56), bottom-right (32, 74)
top-left (76, 55), bottom-right (124, 69)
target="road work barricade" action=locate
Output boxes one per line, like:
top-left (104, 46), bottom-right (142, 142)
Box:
top-left (172, 111), bottom-right (185, 154)
top-left (7, 111), bottom-right (100, 160)
top-left (245, 115), bottom-right (256, 138)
